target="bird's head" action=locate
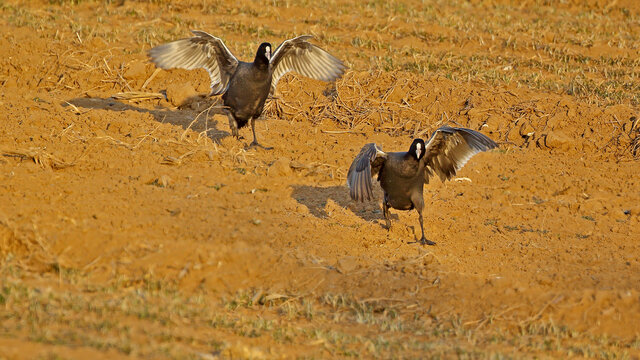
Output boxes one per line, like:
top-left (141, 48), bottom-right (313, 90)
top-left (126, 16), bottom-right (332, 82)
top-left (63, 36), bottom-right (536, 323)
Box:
top-left (256, 42), bottom-right (272, 65)
top-left (409, 139), bottom-right (426, 160)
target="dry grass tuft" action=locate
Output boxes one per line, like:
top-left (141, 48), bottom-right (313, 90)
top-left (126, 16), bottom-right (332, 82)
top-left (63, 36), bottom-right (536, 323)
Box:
top-left (2, 147), bottom-right (74, 170)
top-left (161, 149), bottom-right (197, 166)
top-left (111, 91), bottom-right (165, 101)
top-left (0, 217), bottom-right (57, 272)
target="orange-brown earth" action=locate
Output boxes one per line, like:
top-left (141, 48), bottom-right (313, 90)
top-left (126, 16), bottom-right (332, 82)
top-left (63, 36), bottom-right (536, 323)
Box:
top-left (1, 0), bottom-right (640, 358)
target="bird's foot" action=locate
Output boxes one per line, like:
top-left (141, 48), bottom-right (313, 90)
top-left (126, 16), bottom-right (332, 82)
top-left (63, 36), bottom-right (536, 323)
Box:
top-left (419, 237), bottom-right (436, 246)
top-left (248, 141), bottom-right (273, 150)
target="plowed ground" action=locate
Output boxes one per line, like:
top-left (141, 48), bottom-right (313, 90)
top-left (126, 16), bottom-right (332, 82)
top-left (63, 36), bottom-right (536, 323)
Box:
top-left (1, 0), bottom-right (640, 358)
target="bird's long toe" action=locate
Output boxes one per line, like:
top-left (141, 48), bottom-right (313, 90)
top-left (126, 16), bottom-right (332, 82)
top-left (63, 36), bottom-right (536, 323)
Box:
top-left (248, 141), bottom-right (273, 150)
top-left (419, 237), bottom-right (436, 246)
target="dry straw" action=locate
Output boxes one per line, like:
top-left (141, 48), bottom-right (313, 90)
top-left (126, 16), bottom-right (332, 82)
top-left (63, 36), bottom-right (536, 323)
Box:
top-left (2, 147), bottom-right (74, 170)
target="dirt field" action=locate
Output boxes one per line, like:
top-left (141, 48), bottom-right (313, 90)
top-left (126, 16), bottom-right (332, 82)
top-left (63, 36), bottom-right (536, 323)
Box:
top-left (1, 0), bottom-right (640, 358)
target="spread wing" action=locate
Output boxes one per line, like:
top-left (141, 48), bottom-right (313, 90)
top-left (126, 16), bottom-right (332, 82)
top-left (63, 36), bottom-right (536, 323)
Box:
top-left (423, 127), bottom-right (498, 183)
top-left (269, 35), bottom-right (346, 95)
top-left (347, 143), bottom-right (387, 202)
top-left (148, 30), bottom-right (239, 95)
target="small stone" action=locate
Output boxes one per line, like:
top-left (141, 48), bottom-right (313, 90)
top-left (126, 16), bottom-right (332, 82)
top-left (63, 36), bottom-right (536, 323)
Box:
top-left (484, 115), bottom-right (508, 133)
top-left (336, 256), bottom-right (359, 274)
top-left (123, 61), bottom-right (147, 80)
top-left (268, 157), bottom-right (292, 176)
top-left (544, 130), bottom-right (574, 150)
top-left (546, 113), bottom-right (564, 129)
top-left (166, 82), bottom-right (198, 107)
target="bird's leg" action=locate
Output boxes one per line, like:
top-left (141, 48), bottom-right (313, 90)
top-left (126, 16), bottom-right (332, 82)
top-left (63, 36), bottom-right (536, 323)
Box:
top-left (382, 197), bottom-right (391, 230)
top-left (416, 207), bottom-right (436, 246)
top-left (248, 117), bottom-right (273, 150)
top-left (226, 112), bottom-right (240, 138)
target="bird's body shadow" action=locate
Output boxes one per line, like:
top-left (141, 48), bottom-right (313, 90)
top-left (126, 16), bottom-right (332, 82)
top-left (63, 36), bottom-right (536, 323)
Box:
top-left (66, 95), bottom-right (231, 142)
top-left (291, 185), bottom-right (399, 228)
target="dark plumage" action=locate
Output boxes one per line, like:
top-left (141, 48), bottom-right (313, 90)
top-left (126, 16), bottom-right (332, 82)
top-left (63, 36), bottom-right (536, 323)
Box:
top-left (347, 126), bottom-right (498, 245)
top-left (149, 31), bottom-right (346, 148)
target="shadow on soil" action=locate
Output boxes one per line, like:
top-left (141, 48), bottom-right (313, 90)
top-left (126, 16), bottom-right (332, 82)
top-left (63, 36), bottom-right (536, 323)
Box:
top-left (290, 185), bottom-right (399, 226)
top-left (66, 96), bottom-right (231, 142)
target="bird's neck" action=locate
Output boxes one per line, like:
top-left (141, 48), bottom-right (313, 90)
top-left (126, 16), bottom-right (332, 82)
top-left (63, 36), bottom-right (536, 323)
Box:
top-left (404, 152), bottom-right (419, 162)
top-left (253, 57), bottom-right (270, 69)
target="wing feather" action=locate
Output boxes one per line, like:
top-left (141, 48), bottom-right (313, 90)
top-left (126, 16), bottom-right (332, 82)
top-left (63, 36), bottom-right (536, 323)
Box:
top-left (347, 143), bottom-right (387, 202)
top-left (269, 35), bottom-right (346, 95)
top-left (423, 127), bottom-right (498, 183)
top-left (148, 30), bottom-right (239, 95)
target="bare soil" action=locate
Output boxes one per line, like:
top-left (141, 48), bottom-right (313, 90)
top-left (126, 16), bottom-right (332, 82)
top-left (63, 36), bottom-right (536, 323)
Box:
top-left (1, 0), bottom-right (640, 358)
